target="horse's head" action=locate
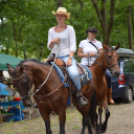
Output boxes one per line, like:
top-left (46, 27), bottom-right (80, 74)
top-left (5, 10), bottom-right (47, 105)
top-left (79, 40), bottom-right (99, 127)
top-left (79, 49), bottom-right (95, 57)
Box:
top-left (103, 44), bottom-right (120, 77)
top-left (7, 63), bottom-right (33, 107)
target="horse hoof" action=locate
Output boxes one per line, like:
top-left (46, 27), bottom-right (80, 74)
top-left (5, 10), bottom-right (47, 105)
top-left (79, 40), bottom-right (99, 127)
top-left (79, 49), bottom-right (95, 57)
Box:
top-left (95, 132), bottom-right (101, 134)
top-left (101, 126), bottom-right (107, 133)
top-left (101, 130), bottom-right (106, 133)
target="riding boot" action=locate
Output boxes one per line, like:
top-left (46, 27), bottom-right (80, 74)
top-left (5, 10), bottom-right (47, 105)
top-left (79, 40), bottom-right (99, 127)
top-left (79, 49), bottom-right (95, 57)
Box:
top-left (107, 88), bottom-right (114, 104)
top-left (76, 91), bottom-right (89, 107)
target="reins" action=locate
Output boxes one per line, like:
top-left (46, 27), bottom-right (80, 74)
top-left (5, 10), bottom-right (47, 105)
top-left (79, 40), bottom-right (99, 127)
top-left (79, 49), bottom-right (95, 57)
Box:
top-left (11, 73), bottom-right (25, 80)
top-left (35, 43), bottom-right (61, 94)
top-left (11, 43), bottom-right (66, 101)
top-left (95, 47), bottom-right (118, 70)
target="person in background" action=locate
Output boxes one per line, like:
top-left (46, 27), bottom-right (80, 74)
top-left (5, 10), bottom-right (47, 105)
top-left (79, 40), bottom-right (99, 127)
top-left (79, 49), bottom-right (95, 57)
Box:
top-left (47, 7), bottom-right (88, 107)
top-left (77, 27), bottom-right (114, 104)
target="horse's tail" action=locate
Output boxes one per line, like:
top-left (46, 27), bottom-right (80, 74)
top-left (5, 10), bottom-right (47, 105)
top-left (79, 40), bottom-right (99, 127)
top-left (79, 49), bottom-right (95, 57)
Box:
top-left (89, 89), bottom-right (97, 128)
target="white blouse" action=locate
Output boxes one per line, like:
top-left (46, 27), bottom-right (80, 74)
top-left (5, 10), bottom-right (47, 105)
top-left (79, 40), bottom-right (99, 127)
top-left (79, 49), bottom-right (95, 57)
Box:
top-left (47, 25), bottom-right (76, 57)
top-left (79, 39), bottom-right (102, 66)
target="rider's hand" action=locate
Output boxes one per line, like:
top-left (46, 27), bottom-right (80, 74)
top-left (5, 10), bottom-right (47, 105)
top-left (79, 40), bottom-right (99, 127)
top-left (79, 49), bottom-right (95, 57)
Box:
top-left (85, 53), bottom-right (89, 58)
top-left (67, 58), bottom-right (72, 67)
top-left (89, 52), bottom-right (96, 57)
top-left (51, 38), bottom-right (60, 44)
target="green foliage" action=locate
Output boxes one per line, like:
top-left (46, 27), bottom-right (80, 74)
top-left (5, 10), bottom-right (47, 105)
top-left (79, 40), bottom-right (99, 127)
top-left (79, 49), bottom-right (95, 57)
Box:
top-left (0, 0), bottom-right (134, 60)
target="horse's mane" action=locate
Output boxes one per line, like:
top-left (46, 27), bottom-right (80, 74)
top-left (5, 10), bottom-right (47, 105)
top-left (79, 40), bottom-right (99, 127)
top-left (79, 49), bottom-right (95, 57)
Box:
top-left (91, 50), bottom-right (104, 67)
top-left (18, 59), bottom-right (50, 66)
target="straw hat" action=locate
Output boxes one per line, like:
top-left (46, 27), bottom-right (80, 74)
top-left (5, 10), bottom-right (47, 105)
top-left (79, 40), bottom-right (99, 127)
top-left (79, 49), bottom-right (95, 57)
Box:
top-left (52, 7), bottom-right (71, 20)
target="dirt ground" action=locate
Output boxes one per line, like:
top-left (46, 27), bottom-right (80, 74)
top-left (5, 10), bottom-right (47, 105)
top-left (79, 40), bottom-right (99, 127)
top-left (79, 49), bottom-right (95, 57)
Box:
top-left (1, 101), bottom-right (134, 134)
top-left (68, 101), bottom-right (134, 134)
top-left (26, 101), bottom-right (134, 134)
top-left (102, 101), bottom-right (134, 134)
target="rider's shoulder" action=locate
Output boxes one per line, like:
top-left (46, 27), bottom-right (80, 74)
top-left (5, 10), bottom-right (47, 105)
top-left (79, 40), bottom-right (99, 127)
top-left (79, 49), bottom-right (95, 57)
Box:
top-left (49, 27), bottom-right (55, 32)
top-left (79, 39), bottom-right (87, 47)
top-left (80, 39), bottom-right (87, 44)
top-left (67, 25), bottom-right (75, 31)
top-left (95, 39), bottom-right (102, 45)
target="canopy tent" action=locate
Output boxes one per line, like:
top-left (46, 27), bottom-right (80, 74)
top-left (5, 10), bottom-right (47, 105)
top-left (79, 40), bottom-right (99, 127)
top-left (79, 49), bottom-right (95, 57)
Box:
top-left (0, 53), bottom-right (22, 70)
top-left (0, 82), bottom-right (15, 95)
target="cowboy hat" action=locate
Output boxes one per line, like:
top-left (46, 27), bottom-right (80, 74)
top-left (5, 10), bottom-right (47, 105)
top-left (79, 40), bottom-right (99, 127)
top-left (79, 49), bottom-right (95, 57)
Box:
top-left (52, 7), bottom-right (71, 20)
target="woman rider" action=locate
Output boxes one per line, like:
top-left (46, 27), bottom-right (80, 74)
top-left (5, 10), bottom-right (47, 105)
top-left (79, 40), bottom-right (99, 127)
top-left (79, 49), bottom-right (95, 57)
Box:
top-left (77, 27), bottom-right (114, 104)
top-left (47, 7), bottom-right (88, 107)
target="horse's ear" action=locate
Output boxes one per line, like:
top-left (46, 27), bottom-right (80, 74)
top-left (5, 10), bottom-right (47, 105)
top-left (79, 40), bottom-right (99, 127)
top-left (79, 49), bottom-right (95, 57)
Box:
top-left (6, 63), bottom-right (13, 75)
top-left (103, 44), bottom-right (109, 50)
top-left (114, 44), bottom-right (120, 50)
top-left (19, 64), bottom-right (24, 73)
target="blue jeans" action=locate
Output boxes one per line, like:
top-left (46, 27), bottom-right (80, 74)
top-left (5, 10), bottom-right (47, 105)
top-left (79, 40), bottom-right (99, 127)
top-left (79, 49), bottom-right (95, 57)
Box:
top-left (58, 55), bottom-right (81, 90)
top-left (105, 69), bottom-right (112, 89)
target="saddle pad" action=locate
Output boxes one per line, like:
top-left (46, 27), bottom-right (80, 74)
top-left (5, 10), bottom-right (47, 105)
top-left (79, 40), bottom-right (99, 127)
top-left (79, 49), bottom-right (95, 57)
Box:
top-left (77, 63), bottom-right (92, 86)
top-left (51, 62), bottom-right (68, 87)
top-left (50, 62), bottom-right (92, 87)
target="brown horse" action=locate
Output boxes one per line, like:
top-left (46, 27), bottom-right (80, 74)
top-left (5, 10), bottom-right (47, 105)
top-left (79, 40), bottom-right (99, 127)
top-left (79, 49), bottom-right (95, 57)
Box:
top-left (89, 44), bottom-right (120, 133)
top-left (7, 59), bottom-right (97, 134)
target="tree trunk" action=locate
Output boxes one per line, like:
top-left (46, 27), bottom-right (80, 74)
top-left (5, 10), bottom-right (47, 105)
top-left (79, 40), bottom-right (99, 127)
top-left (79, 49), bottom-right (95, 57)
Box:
top-left (91, 0), bottom-right (116, 45)
top-left (12, 23), bottom-right (18, 57)
top-left (127, 5), bottom-right (133, 49)
top-left (17, 17), bottom-right (27, 59)
top-left (101, 0), bottom-right (107, 26)
top-left (38, 43), bottom-right (44, 61)
top-left (57, 0), bottom-right (63, 7)
top-left (19, 28), bottom-right (27, 59)
top-left (78, 0), bottom-right (84, 11)
top-left (132, 17), bottom-right (134, 39)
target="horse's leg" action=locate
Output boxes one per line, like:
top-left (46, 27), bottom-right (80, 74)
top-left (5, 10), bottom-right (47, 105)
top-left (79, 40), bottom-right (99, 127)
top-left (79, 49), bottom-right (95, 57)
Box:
top-left (87, 116), bottom-right (93, 134)
top-left (95, 106), bottom-right (103, 134)
top-left (101, 106), bottom-right (110, 133)
top-left (81, 114), bottom-right (93, 134)
top-left (95, 112), bottom-right (100, 134)
top-left (58, 110), bottom-right (66, 134)
top-left (39, 108), bottom-right (52, 134)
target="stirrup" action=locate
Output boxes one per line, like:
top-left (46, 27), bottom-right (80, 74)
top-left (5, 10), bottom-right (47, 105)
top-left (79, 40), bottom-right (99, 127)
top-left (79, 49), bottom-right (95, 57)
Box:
top-left (76, 93), bottom-right (89, 107)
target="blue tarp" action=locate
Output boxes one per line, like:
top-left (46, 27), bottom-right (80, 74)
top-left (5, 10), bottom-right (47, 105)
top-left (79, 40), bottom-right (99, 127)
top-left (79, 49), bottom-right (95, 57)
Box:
top-left (0, 88), bottom-right (10, 95)
top-left (0, 82), bottom-right (8, 89)
top-left (0, 82), bottom-right (15, 95)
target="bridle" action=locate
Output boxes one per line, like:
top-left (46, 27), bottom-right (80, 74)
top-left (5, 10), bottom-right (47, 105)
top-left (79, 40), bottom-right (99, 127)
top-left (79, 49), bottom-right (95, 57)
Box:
top-left (94, 47), bottom-right (118, 70)
top-left (12, 71), bottom-right (34, 100)
top-left (11, 65), bottom-right (67, 102)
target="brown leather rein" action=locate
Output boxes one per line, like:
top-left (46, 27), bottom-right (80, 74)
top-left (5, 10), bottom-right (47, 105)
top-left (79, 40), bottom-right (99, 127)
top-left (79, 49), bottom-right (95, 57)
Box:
top-left (12, 70), bottom-right (67, 101)
top-left (94, 47), bottom-right (118, 70)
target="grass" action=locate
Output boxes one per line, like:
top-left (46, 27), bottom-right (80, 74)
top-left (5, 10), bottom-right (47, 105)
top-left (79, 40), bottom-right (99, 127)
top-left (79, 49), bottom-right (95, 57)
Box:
top-left (0, 107), bottom-right (82, 134)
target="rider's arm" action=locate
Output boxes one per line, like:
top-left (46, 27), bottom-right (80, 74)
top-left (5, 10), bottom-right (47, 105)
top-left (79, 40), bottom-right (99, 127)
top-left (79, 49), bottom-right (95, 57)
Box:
top-left (47, 28), bottom-right (60, 50)
top-left (96, 41), bottom-right (103, 56)
top-left (69, 26), bottom-right (76, 54)
top-left (69, 51), bottom-right (75, 59)
top-left (98, 48), bottom-right (103, 54)
top-left (77, 47), bottom-right (88, 58)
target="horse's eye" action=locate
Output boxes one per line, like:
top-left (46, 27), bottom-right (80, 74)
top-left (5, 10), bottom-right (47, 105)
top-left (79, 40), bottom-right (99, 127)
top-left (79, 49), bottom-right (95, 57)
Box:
top-left (21, 82), bottom-right (27, 86)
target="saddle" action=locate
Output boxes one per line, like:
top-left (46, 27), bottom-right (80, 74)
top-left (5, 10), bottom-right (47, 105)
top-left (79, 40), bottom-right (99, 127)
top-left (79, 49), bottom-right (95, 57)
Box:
top-left (46, 54), bottom-right (66, 67)
top-left (46, 54), bottom-right (91, 86)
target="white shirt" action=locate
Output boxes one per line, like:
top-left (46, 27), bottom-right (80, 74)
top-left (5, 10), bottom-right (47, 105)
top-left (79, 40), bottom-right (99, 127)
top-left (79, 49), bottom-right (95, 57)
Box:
top-left (47, 25), bottom-right (76, 57)
top-left (79, 38), bottom-right (102, 66)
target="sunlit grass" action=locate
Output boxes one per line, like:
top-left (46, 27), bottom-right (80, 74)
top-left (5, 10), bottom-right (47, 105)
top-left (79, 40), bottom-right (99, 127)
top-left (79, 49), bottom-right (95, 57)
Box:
top-left (0, 107), bottom-right (83, 134)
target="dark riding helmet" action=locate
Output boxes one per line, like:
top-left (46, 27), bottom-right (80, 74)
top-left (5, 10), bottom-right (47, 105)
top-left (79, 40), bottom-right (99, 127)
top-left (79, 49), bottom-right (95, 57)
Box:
top-left (86, 27), bottom-right (98, 34)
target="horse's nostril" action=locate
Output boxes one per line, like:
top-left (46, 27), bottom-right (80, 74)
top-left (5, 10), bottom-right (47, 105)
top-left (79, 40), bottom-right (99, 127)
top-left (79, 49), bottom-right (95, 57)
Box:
top-left (114, 71), bottom-right (119, 77)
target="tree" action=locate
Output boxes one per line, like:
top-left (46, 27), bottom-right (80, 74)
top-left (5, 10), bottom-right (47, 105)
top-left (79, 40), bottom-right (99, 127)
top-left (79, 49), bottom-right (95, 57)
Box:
top-left (57, 0), bottom-right (63, 7)
top-left (127, 4), bottom-right (133, 49)
top-left (91, 0), bottom-right (116, 45)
